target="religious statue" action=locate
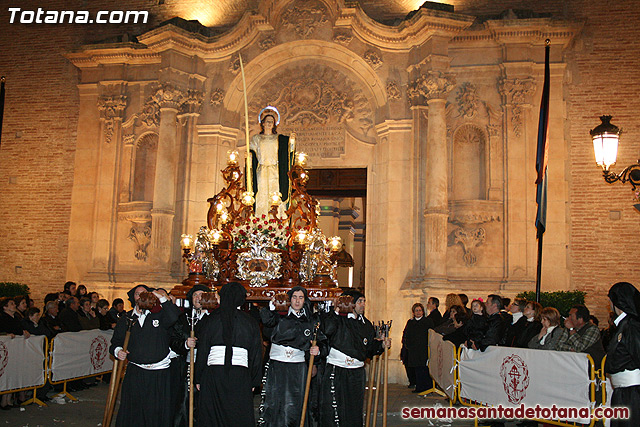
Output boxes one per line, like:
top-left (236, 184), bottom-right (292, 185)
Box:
top-left (249, 106), bottom-right (295, 217)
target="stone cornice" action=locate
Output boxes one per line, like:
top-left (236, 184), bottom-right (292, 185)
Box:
top-left (137, 13), bottom-right (272, 60)
top-left (452, 18), bottom-right (583, 48)
top-left (66, 45), bottom-right (160, 68)
top-left (335, 6), bottom-right (474, 51)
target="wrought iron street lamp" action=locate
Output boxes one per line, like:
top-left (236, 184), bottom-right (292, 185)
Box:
top-left (590, 115), bottom-right (640, 211)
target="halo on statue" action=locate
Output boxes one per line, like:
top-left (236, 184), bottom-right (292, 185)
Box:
top-left (258, 105), bottom-right (280, 125)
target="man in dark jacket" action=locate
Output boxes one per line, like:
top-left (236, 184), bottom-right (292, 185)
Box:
top-left (59, 297), bottom-right (82, 332)
top-left (605, 281), bottom-right (640, 427)
top-left (426, 297), bottom-right (443, 326)
top-left (470, 294), bottom-right (507, 351)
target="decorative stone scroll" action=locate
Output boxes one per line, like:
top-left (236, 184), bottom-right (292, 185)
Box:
top-left (456, 82), bottom-right (478, 119)
top-left (97, 94), bottom-right (127, 144)
top-left (363, 50), bottom-right (383, 70)
top-left (386, 81), bottom-right (401, 101)
top-left (210, 88), bottom-right (224, 106)
top-left (280, 0), bottom-right (329, 39)
top-left (333, 31), bottom-right (353, 45)
top-left (128, 222), bottom-right (152, 261)
top-left (408, 71), bottom-right (456, 106)
top-left (453, 226), bottom-right (485, 266)
top-left (499, 78), bottom-right (536, 137)
top-left (258, 36), bottom-right (276, 51)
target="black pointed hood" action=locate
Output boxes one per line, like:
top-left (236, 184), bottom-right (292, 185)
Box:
top-left (608, 281), bottom-right (640, 319)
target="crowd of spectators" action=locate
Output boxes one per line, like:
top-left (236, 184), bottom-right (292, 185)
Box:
top-left (0, 281), bottom-right (125, 409)
top-left (401, 292), bottom-right (611, 427)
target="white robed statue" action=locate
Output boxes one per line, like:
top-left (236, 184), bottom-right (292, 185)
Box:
top-left (249, 106), bottom-right (295, 217)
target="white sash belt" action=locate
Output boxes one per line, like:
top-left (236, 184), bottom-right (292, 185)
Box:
top-left (610, 369), bottom-right (640, 388)
top-left (270, 343), bottom-right (305, 363)
top-left (132, 352), bottom-right (171, 370)
top-left (207, 346), bottom-right (249, 368)
top-left (327, 347), bottom-right (364, 369)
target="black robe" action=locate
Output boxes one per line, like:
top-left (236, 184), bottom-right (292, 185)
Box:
top-left (426, 308), bottom-right (443, 326)
top-left (109, 301), bottom-right (180, 427)
top-left (169, 310), bottom-right (210, 427)
top-left (605, 282), bottom-right (640, 427)
top-left (258, 307), bottom-right (326, 427)
top-left (59, 307), bottom-right (82, 332)
top-left (402, 317), bottom-right (433, 367)
top-left (319, 312), bottom-right (384, 427)
top-left (194, 308), bottom-right (263, 427)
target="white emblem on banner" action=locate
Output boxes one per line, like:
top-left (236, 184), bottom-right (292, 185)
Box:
top-left (153, 319), bottom-right (159, 327)
top-left (499, 354), bottom-right (530, 404)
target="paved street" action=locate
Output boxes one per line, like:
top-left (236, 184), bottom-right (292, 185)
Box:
top-left (0, 381), bottom-right (531, 426)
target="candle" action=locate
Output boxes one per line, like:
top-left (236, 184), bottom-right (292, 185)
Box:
top-left (238, 54), bottom-right (253, 193)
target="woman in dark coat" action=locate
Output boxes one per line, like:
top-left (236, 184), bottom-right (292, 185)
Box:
top-left (402, 303), bottom-right (434, 393)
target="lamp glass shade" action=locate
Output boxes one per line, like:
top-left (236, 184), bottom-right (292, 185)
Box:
top-left (180, 234), bottom-right (194, 250)
top-left (592, 133), bottom-right (619, 169)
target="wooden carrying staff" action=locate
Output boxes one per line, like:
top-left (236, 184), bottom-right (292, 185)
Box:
top-left (188, 322), bottom-right (197, 427)
top-left (103, 316), bottom-right (134, 427)
top-left (299, 322), bottom-right (320, 427)
top-left (364, 354), bottom-right (379, 427)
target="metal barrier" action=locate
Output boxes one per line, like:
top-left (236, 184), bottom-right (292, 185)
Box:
top-left (456, 345), bottom-right (598, 427)
top-left (0, 335), bottom-right (49, 407)
top-left (422, 330), bottom-right (456, 403)
top-left (48, 330), bottom-right (114, 401)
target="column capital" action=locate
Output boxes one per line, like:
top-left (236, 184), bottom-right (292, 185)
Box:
top-left (498, 77), bottom-right (536, 106)
top-left (408, 70), bottom-right (456, 106)
top-left (153, 83), bottom-right (186, 110)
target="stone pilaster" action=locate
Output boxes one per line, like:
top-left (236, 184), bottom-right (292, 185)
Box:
top-left (150, 83), bottom-right (185, 268)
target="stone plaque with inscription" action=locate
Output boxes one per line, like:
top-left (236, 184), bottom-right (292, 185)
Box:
top-left (285, 125), bottom-right (345, 159)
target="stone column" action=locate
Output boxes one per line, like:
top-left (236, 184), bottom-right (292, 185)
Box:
top-left (409, 71), bottom-right (455, 279)
top-left (150, 84), bottom-right (185, 268)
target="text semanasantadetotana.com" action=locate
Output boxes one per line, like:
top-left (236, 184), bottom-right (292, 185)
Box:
top-left (8, 8), bottom-right (149, 24)
top-left (401, 404), bottom-right (630, 420)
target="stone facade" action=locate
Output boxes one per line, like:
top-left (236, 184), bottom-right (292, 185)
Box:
top-left (1, 0), bottom-right (640, 382)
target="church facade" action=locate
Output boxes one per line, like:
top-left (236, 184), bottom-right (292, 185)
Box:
top-left (1, 0), bottom-right (639, 380)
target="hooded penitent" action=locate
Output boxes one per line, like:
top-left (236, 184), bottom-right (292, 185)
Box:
top-left (609, 281), bottom-right (640, 319)
top-left (219, 282), bottom-right (247, 370)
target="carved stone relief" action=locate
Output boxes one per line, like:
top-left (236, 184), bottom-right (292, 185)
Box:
top-left (453, 226), bottom-right (485, 266)
top-left (228, 54), bottom-right (241, 74)
top-left (152, 83), bottom-right (186, 110)
top-left (258, 36), bottom-right (276, 51)
top-left (179, 90), bottom-right (204, 115)
top-left (210, 88), bottom-right (224, 106)
top-left (250, 65), bottom-right (373, 132)
top-left (363, 50), bottom-right (383, 70)
top-left (128, 222), bottom-right (152, 261)
top-left (499, 78), bottom-right (536, 137)
top-left (456, 82), bottom-right (478, 119)
top-left (140, 95), bottom-right (160, 127)
top-left (333, 31), bottom-right (353, 45)
top-left (280, 1), bottom-right (329, 39)
top-left (97, 94), bottom-right (127, 144)
top-left (408, 71), bottom-right (455, 106)
top-left (386, 81), bottom-right (401, 101)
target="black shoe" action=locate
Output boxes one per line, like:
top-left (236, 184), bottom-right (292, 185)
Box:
top-left (412, 389), bottom-right (427, 394)
top-left (408, 384), bottom-right (415, 388)
top-left (0, 405), bottom-right (11, 411)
